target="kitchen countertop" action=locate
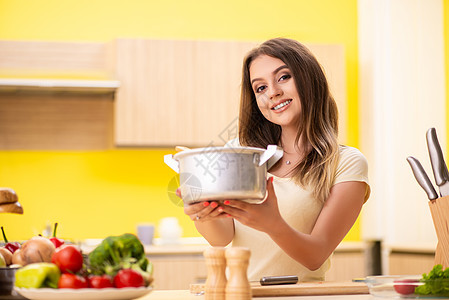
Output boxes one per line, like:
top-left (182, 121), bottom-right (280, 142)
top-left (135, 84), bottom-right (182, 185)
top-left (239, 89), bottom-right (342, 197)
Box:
top-left (137, 290), bottom-right (375, 299)
top-left (81, 238), bottom-right (367, 255)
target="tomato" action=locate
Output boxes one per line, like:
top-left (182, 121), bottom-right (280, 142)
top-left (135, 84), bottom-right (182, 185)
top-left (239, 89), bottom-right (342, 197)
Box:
top-left (113, 269), bottom-right (145, 288)
top-left (58, 273), bottom-right (89, 289)
top-left (51, 245), bottom-right (83, 273)
top-left (394, 279), bottom-right (418, 295)
top-left (88, 275), bottom-right (114, 289)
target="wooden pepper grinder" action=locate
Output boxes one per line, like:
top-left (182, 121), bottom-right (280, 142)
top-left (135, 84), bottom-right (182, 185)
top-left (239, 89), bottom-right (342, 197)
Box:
top-left (225, 247), bottom-right (252, 300)
top-left (203, 247), bottom-right (227, 300)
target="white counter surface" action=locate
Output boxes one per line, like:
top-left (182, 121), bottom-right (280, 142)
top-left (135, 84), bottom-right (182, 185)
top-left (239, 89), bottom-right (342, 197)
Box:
top-left (138, 290), bottom-right (375, 300)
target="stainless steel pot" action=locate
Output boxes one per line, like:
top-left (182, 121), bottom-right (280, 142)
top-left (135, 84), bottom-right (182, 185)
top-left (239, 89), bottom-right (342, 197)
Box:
top-left (164, 145), bottom-right (283, 204)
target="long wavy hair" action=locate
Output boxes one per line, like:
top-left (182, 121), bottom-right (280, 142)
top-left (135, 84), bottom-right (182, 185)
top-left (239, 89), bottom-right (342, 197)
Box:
top-left (238, 38), bottom-right (339, 202)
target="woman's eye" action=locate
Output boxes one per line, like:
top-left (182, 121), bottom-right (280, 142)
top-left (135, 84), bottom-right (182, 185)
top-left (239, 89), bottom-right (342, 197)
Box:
top-left (279, 74), bottom-right (291, 81)
top-left (255, 85), bottom-right (266, 93)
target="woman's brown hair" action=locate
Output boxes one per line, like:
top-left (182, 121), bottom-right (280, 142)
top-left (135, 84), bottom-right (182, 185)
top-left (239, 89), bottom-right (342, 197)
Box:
top-left (238, 38), bottom-right (339, 202)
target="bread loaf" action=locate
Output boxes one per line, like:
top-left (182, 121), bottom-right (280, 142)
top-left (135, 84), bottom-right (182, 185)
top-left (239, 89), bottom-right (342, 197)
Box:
top-left (0, 188), bottom-right (18, 204)
top-left (0, 202), bottom-right (23, 214)
top-left (0, 188), bottom-right (23, 214)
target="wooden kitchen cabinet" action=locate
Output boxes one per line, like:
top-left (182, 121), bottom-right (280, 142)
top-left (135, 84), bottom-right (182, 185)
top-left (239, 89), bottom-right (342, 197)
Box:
top-left (145, 244), bottom-right (208, 290)
top-left (0, 39), bottom-right (347, 148)
top-left (113, 39), bottom-right (347, 147)
top-left (146, 242), bottom-right (365, 290)
top-left (149, 254), bottom-right (207, 290)
top-left (326, 247), bottom-right (366, 281)
top-left (0, 40), bottom-right (118, 150)
top-left (385, 245), bottom-right (436, 275)
top-left (114, 39), bottom-right (257, 147)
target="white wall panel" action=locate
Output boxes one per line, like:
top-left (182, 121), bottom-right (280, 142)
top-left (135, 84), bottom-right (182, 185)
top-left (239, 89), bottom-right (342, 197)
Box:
top-left (358, 0), bottom-right (445, 263)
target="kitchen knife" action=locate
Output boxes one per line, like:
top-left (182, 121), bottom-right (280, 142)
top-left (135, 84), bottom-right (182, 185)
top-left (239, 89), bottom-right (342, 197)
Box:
top-left (426, 128), bottom-right (449, 197)
top-left (259, 275), bottom-right (298, 286)
top-left (406, 156), bottom-right (438, 200)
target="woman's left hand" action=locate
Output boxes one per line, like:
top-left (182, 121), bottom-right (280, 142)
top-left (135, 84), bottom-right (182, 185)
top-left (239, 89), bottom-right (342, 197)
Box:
top-left (219, 177), bottom-right (282, 233)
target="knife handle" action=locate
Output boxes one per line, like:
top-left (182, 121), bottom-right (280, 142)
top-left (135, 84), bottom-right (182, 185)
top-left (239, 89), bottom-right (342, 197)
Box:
top-left (406, 156), bottom-right (438, 200)
top-left (260, 275), bottom-right (298, 285)
top-left (426, 128), bottom-right (449, 185)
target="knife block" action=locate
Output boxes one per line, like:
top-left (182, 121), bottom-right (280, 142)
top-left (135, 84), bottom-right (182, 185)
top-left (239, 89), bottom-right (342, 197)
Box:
top-left (429, 196), bottom-right (449, 268)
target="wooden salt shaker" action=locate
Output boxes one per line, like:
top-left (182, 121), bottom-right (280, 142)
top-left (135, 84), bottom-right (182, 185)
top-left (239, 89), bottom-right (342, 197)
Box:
top-left (225, 247), bottom-right (252, 300)
top-left (204, 247), bottom-right (227, 300)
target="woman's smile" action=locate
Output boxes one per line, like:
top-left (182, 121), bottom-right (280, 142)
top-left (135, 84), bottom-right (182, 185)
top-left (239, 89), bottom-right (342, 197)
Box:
top-left (271, 99), bottom-right (293, 112)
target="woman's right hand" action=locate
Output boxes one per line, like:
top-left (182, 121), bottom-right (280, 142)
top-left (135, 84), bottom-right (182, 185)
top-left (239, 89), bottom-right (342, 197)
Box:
top-left (176, 188), bottom-right (224, 222)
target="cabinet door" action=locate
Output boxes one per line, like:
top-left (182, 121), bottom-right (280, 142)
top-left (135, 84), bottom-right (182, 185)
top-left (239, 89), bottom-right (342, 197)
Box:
top-left (149, 255), bottom-right (207, 290)
top-left (114, 39), bottom-right (346, 146)
top-left (114, 39), bottom-right (256, 147)
top-left (326, 251), bottom-right (366, 281)
top-left (388, 252), bottom-right (435, 275)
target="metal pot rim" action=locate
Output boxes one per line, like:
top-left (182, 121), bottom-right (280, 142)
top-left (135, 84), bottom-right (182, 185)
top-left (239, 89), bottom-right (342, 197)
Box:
top-left (173, 146), bottom-right (267, 160)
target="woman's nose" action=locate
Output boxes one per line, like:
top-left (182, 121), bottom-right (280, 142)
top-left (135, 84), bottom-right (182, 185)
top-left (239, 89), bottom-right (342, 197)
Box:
top-left (268, 84), bottom-right (283, 99)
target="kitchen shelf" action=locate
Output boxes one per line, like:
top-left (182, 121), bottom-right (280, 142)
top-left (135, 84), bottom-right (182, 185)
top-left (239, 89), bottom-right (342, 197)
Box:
top-left (0, 78), bottom-right (120, 93)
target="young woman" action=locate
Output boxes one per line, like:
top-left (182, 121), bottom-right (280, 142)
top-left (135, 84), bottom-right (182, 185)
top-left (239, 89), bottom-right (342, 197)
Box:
top-left (181, 38), bottom-right (370, 281)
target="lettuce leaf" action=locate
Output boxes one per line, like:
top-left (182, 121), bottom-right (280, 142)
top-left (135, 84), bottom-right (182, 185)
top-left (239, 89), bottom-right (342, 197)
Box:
top-left (415, 264), bottom-right (449, 296)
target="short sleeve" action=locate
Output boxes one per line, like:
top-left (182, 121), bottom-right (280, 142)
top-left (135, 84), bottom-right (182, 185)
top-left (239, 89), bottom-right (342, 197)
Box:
top-left (334, 146), bottom-right (370, 202)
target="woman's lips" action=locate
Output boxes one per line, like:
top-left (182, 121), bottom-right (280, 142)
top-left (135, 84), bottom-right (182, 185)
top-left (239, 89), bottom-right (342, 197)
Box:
top-left (271, 99), bottom-right (292, 112)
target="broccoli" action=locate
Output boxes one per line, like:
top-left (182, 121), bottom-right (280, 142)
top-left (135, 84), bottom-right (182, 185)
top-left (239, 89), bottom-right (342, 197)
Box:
top-left (87, 233), bottom-right (153, 284)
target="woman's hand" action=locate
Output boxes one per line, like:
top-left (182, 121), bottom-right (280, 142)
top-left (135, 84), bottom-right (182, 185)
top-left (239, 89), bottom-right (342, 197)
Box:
top-left (219, 177), bottom-right (283, 234)
top-left (176, 188), bottom-right (235, 246)
top-left (176, 188), bottom-right (225, 222)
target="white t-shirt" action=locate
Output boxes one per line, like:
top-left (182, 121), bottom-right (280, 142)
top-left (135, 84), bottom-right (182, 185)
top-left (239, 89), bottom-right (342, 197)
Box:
top-left (230, 143), bottom-right (370, 281)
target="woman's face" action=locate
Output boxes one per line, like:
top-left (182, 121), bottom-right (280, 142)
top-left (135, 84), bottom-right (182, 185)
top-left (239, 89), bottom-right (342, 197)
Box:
top-left (249, 54), bottom-right (301, 128)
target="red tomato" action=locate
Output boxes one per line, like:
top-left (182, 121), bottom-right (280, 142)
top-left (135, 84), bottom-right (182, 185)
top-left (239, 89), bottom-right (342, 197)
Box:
top-left (394, 279), bottom-right (418, 295)
top-left (88, 275), bottom-right (114, 289)
top-left (113, 269), bottom-right (145, 288)
top-left (58, 273), bottom-right (89, 289)
top-left (51, 244), bottom-right (83, 273)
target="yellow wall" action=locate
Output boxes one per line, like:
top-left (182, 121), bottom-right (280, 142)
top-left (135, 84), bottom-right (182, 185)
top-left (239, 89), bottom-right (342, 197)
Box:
top-left (0, 0), bottom-right (361, 241)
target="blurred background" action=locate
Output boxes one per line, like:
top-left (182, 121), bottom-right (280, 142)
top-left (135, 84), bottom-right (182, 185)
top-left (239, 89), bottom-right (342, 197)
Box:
top-left (0, 0), bottom-right (447, 268)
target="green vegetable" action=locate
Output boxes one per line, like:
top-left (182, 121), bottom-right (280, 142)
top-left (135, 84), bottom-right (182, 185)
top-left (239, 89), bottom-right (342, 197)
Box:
top-left (87, 233), bottom-right (153, 284)
top-left (415, 264), bottom-right (449, 297)
top-left (15, 262), bottom-right (61, 288)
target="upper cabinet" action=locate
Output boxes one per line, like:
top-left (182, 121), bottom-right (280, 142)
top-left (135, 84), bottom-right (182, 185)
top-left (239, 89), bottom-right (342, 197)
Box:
top-left (0, 39), bottom-right (346, 149)
top-left (113, 39), bottom-right (257, 147)
top-left (0, 41), bottom-right (117, 150)
top-left (113, 39), bottom-right (347, 147)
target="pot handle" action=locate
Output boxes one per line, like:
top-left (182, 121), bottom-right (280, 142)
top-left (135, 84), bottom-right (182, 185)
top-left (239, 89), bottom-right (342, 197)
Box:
top-left (259, 145), bottom-right (279, 166)
top-left (267, 147), bottom-right (284, 169)
top-left (164, 154), bottom-right (180, 173)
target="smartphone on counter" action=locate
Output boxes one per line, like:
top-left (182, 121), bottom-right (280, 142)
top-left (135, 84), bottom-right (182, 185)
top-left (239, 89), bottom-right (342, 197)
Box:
top-left (260, 275), bottom-right (299, 285)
